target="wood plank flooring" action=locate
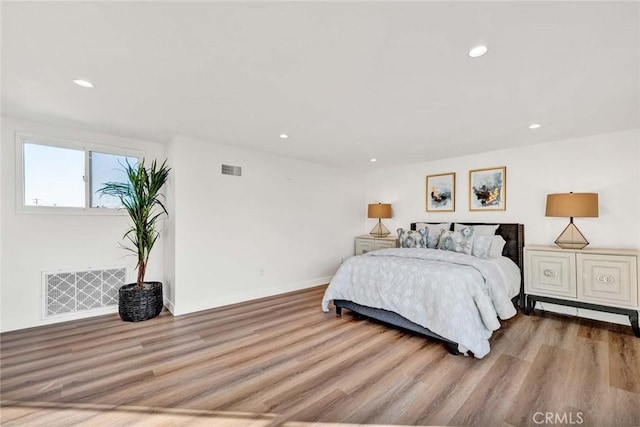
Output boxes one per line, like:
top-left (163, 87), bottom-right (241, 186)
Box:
top-left (1, 285), bottom-right (639, 426)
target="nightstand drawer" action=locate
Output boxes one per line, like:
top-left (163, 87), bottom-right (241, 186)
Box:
top-left (578, 254), bottom-right (638, 308)
top-left (354, 235), bottom-right (399, 255)
top-left (526, 250), bottom-right (576, 298)
top-left (355, 239), bottom-right (374, 255)
top-left (374, 240), bottom-right (398, 250)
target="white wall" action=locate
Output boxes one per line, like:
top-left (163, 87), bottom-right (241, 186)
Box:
top-left (0, 117), bottom-right (166, 332)
top-left (365, 129), bottom-right (640, 249)
top-left (166, 136), bottom-right (363, 315)
top-left (0, 118), bottom-right (3, 312)
top-left (162, 140), bottom-right (177, 312)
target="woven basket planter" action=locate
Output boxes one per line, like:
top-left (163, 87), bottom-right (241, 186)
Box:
top-left (119, 281), bottom-right (163, 322)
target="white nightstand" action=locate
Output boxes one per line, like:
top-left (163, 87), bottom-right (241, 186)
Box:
top-left (355, 235), bottom-right (399, 255)
top-left (524, 245), bottom-right (639, 337)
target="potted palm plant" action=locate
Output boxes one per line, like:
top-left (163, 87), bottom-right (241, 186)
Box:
top-left (99, 158), bottom-right (170, 322)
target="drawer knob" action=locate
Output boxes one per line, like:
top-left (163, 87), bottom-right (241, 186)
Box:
top-left (596, 274), bottom-right (615, 284)
top-left (543, 269), bottom-right (558, 278)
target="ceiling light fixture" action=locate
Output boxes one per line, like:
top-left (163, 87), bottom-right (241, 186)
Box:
top-left (279, 134), bottom-right (289, 139)
top-left (370, 158), bottom-right (377, 162)
top-left (468, 45), bottom-right (488, 58)
top-left (72, 79), bottom-right (94, 88)
top-left (529, 123), bottom-right (541, 129)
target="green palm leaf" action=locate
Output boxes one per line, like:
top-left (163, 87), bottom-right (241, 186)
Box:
top-left (98, 158), bottom-right (170, 289)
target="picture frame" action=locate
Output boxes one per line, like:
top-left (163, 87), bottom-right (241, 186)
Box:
top-left (469, 166), bottom-right (506, 211)
top-left (426, 172), bottom-right (455, 212)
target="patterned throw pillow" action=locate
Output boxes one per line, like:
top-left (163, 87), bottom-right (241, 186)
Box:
top-left (415, 222), bottom-right (451, 248)
top-left (438, 227), bottom-right (475, 255)
top-left (397, 228), bottom-right (428, 248)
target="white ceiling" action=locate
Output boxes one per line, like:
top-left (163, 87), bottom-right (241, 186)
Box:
top-left (2, 1), bottom-right (639, 168)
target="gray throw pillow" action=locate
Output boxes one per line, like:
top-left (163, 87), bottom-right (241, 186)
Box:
top-left (397, 228), bottom-right (428, 248)
top-left (415, 222), bottom-right (451, 248)
top-left (438, 227), bottom-right (475, 255)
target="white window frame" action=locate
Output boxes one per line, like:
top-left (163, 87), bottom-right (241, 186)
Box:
top-left (15, 132), bottom-right (144, 215)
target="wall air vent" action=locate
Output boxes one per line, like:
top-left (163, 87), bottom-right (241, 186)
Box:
top-left (221, 164), bottom-right (242, 176)
top-left (43, 267), bottom-right (126, 318)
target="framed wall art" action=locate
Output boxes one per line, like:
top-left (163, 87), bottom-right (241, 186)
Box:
top-left (469, 166), bottom-right (506, 211)
top-left (426, 172), bottom-right (455, 212)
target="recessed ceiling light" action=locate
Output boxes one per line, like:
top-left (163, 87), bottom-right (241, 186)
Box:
top-left (73, 79), bottom-right (94, 88)
top-left (468, 45), bottom-right (488, 58)
top-left (529, 123), bottom-right (541, 129)
top-left (370, 158), bottom-right (377, 162)
top-left (279, 134), bottom-right (289, 139)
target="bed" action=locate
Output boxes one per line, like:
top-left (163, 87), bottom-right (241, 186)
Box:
top-left (322, 222), bottom-right (525, 358)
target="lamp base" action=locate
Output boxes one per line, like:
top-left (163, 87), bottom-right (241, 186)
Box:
top-left (554, 222), bottom-right (589, 250)
top-left (369, 221), bottom-right (391, 238)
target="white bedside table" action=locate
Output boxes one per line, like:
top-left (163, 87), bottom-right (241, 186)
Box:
top-left (524, 244), bottom-right (639, 337)
top-left (354, 235), bottom-right (399, 255)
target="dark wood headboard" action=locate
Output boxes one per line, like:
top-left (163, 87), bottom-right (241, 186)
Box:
top-left (410, 222), bottom-right (525, 307)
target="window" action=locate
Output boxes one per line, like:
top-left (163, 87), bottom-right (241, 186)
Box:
top-left (24, 143), bottom-right (85, 207)
top-left (17, 134), bottom-right (142, 213)
top-left (90, 151), bottom-right (139, 208)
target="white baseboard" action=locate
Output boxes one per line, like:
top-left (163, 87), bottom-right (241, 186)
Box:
top-left (536, 302), bottom-right (631, 326)
top-left (535, 302), bottom-right (577, 317)
top-left (0, 278), bottom-right (330, 332)
top-left (171, 276), bottom-right (332, 317)
top-left (577, 308), bottom-right (631, 326)
top-left (1, 306), bottom-right (119, 333)
top-left (163, 297), bottom-right (176, 315)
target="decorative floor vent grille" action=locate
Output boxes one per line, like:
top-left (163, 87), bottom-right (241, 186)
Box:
top-left (43, 268), bottom-right (126, 318)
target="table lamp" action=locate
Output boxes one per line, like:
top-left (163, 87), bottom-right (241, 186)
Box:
top-left (545, 192), bottom-right (598, 249)
top-left (368, 203), bottom-right (392, 237)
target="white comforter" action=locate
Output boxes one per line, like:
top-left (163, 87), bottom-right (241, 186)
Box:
top-left (321, 248), bottom-right (520, 358)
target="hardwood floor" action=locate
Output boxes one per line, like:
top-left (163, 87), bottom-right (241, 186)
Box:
top-left (1, 285), bottom-right (639, 426)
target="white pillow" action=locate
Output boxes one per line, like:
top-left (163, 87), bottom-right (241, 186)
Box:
top-left (415, 222), bottom-right (451, 248)
top-left (472, 235), bottom-right (507, 259)
top-left (471, 236), bottom-right (493, 258)
top-left (488, 235), bottom-right (507, 258)
top-left (454, 223), bottom-right (499, 236)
